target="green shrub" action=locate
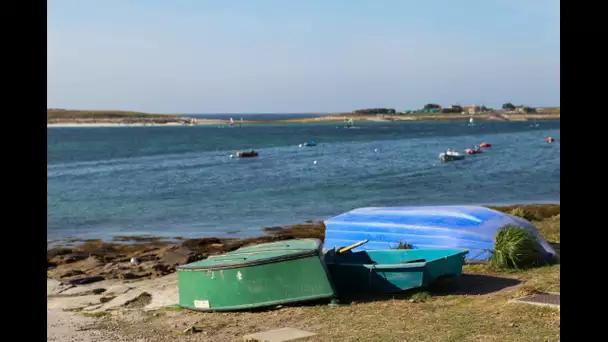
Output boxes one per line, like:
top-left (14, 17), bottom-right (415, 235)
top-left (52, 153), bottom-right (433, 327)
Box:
top-left (489, 225), bottom-right (546, 270)
top-left (394, 241), bottom-right (413, 249)
top-left (509, 207), bottom-right (540, 222)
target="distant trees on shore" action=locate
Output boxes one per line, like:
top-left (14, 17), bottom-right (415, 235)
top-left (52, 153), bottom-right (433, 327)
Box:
top-left (502, 103), bottom-right (516, 110)
top-left (423, 104), bottom-right (442, 110)
top-left (352, 108), bottom-right (396, 115)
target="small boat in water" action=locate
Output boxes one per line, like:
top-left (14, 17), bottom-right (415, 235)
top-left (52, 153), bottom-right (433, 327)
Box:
top-left (465, 146), bottom-right (483, 155)
top-left (480, 142), bottom-right (491, 148)
top-left (235, 150), bottom-right (259, 158)
top-left (324, 241), bottom-right (468, 295)
top-left (546, 137), bottom-right (555, 143)
top-left (176, 239), bottom-right (336, 311)
top-left (303, 140), bottom-right (317, 147)
top-left (439, 149), bottom-right (465, 162)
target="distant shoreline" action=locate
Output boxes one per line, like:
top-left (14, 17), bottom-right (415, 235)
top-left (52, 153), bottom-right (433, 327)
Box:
top-left (48, 113), bottom-right (560, 127)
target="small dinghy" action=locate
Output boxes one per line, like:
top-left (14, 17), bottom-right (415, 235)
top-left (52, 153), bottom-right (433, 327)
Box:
top-left (235, 150), bottom-right (259, 158)
top-left (465, 146), bottom-right (483, 155)
top-left (324, 240), bottom-right (468, 295)
top-left (439, 149), bottom-right (465, 162)
top-left (177, 239), bottom-right (336, 311)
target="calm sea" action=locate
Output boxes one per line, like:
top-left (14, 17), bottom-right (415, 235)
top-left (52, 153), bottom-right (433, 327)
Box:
top-left (47, 120), bottom-right (560, 244)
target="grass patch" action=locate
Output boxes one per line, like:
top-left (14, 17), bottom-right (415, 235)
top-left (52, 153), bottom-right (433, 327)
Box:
top-left (164, 305), bottom-right (184, 312)
top-left (489, 225), bottom-right (547, 270)
top-left (47, 109), bottom-right (173, 120)
top-left (409, 291), bottom-right (432, 303)
top-left (508, 207), bottom-right (540, 222)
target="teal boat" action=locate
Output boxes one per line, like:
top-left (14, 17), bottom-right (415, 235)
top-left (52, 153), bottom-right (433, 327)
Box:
top-left (176, 239), bottom-right (336, 311)
top-left (324, 243), bottom-right (468, 295)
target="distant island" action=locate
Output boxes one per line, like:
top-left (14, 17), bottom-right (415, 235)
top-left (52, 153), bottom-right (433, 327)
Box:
top-left (47, 105), bottom-right (560, 127)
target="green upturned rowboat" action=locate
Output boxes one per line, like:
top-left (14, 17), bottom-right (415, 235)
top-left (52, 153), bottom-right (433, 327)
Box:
top-left (176, 239), bottom-right (336, 311)
top-left (324, 247), bottom-right (468, 295)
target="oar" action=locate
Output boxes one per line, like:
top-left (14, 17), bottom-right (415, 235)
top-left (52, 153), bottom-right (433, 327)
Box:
top-left (337, 239), bottom-right (369, 254)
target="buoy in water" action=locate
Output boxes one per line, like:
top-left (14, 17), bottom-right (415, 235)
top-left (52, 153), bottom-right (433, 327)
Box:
top-left (313, 160), bottom-right (317, 165)
top-left (299, 144), bottom-right (303, 148)
top-left (374, 149), bottom-right (378, 152)
top-left (230, 154), bottom-right (234, 158)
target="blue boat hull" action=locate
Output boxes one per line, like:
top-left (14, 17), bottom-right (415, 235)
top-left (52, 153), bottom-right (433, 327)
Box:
top-left (324, 248), bottom-right (468, 294)
top-left (323, 206), bottom-right (556, 263)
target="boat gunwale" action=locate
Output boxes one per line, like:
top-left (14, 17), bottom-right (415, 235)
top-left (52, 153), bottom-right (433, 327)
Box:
top-left (323, 249), bottom-right (469, 270)
top-left (177, 247), bottom-right (322, 271)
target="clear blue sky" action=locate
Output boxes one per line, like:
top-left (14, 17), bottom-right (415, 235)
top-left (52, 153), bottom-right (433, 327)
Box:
top-left (48, 0), bottom-right (560, 113)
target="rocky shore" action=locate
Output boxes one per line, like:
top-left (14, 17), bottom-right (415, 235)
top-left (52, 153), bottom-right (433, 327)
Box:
top-left (47, 221), bottom-right (325, 285)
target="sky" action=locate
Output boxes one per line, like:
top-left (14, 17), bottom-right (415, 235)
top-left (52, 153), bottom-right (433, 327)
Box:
top-left (47, 0), bottom-right (560, 114)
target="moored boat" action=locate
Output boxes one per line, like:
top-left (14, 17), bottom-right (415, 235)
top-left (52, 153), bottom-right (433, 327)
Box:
top-left (439, 149), bottom-right (465, 162)
top-left (324, 244), bottom-right (468, 295)
top-left (176, 239), bottom-right (336, 311)
top-left (235, 150), bottom-right (259, 158)
top-left (465, 147), bottom-right (483, 155)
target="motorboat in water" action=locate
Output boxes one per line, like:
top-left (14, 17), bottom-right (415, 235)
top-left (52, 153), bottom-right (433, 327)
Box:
top-left (465, 147), bottom-right (483, 155)
top-left (235, 150), bottom-right (259, 158)
top-left (480, 142), bottom-right (491, 148)
top-left (546, 137), bottom-right (555, 143)
top-left (439, 150), bottom-right (465, 162)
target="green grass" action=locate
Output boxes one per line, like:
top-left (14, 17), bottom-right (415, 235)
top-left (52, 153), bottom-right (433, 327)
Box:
top-left (408, 291), bottom-right (432, 303)
top-left (164, 305), bottom-right (184, 312)
top-left (47, 109), bottom-right (174, 120)
top-left (393, 241), bottom-right (413, 249)
top-left (489, 225), bottom-right (547, 270)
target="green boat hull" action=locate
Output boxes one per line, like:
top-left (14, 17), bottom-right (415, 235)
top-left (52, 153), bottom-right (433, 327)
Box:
top-left (324, 248), bottom-right (468, 295)
top-left (177, 239), bottom-right (335, 311)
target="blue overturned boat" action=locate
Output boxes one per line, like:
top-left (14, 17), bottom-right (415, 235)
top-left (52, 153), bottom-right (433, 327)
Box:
top-left (323, 206), bottom-right (556, 263)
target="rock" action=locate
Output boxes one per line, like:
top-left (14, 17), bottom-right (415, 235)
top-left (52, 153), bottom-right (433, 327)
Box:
top-left (119, 272), bottom-right (152, 280)
top-left (123, 292), bottom-right (152, 308)
top-left (157, 246), bottom-right (196, 266)
top-left (100, 296), bottom-right (116, 303)
top-left (47, 278), bottom-right (75, 295)
top-left (243, 328), bottom-right (317, 342)
top-left (183, 326), bottom-right (201, 335)
top-left (69, 276), bottom-right (105, 285)
top-left (60, 270), bottom-right (86, 278)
